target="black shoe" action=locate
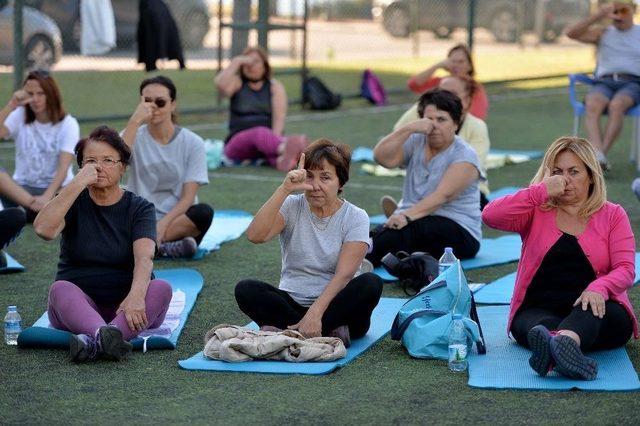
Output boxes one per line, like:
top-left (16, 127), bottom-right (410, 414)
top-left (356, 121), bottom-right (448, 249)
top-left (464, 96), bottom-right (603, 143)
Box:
top-left (527, 325), bottom-right (553, 377)
top-left (549, 335), bottom-right (598, 381)
top-left (0, 250), bottom-right (7, 268)
top-left (99, 326), bottom-right (133, 361)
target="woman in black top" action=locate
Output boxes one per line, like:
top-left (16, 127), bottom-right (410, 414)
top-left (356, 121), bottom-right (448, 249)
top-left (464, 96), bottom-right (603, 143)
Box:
top-left (34, 126), bottom-right (172, 363)
top-left (215, 46), bottom-right (308, 172)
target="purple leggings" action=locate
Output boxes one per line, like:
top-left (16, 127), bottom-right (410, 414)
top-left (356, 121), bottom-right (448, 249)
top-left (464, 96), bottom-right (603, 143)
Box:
top-left (224, 126), bottom-right (284, 167)
top-left (47, 279), bottom-right (172, 341)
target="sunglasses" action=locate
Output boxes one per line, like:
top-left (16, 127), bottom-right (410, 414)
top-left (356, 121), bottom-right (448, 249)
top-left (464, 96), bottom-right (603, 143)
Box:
top-left (613, 6), bottom-right (631, 16)
top-left (26, 69), bottom-right (51, 80)
top-left (144, 97), bottom-right (170, 108)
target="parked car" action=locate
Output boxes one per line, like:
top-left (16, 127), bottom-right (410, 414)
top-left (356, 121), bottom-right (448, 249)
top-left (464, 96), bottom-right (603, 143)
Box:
top-left (24, 0), bottom-right (211, 51)
top-left (0, 2), bottom-right (62, 69)
top-left (375, 0), bottom-right (591, 43)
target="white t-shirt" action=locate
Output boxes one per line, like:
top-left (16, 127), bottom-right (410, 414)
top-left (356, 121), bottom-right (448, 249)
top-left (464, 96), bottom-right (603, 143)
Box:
top-left (4, 107), bottom-right (79, 188)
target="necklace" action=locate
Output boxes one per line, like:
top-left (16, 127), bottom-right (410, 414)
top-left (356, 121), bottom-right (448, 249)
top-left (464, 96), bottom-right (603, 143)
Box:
top-left (307, 200), bottom-right (342, 231)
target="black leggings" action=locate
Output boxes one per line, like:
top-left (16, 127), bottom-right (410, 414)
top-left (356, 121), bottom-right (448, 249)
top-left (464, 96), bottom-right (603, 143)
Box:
top-left (511, 302), bottom-right (633, 351)
top-left (184, 203), bottom-right (214, 244)
top-left (366, 215), bottom-right (480, 266)
top-left (234, 272), bottom-right (383, 338)
top-left (0, 208), bottom-right (26, 249)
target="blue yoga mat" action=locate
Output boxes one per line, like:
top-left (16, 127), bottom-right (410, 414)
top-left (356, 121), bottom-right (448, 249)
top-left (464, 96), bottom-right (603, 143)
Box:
top-left (17, 268), bottom-right (203, 350)
top-left (473, 272), bottom-right (516, 305)
top-left (373, 234), bottom-right (522, 282)
top-left (178, 297), bottom-right (406, 375)
top-left (468, 305), bottom-right (640, 391)
top-left (352, 146), bottom-right (375, 163)
top-left (190, 210), bottom-right (253, 260)
top-left (489, 149), bottom-right (543, 159)
top-left (486, 186), bottom-right (521, 201)
top-left (0, 253), bottom-right (25, 274)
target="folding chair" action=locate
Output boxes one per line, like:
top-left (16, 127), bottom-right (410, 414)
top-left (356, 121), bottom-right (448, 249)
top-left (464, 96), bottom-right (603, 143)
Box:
top-left (568, 73), bottom-right (640, 170)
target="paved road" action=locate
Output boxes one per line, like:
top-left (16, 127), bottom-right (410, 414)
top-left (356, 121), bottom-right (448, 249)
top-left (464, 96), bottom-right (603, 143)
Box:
top-left (0, 19), bottom-right (589, 73)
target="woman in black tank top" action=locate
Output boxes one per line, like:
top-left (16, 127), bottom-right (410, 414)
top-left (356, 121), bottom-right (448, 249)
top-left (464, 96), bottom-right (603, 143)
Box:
top-left (215, 46), bottom-right (308, 172)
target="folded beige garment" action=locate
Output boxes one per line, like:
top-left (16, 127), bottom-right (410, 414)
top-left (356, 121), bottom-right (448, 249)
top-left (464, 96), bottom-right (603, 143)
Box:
top-left (203, 324), bottom-right (347, 363)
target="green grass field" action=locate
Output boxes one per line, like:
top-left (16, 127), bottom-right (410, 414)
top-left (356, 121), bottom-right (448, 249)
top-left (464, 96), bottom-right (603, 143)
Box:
top-left (1, 73), bottom-right (640, 424)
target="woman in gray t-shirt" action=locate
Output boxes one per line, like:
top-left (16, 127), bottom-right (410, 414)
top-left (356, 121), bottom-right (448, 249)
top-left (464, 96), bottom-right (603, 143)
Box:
top-left (122, 76), bottom-right (213, 259)
top-left (234, 140), bottom-right (383, 347)
top-left (367, 88), bottom-right (484, 265)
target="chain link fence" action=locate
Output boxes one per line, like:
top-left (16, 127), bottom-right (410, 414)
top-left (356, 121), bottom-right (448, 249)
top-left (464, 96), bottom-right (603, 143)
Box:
top-left (3, 0), bottom-right (607, 122)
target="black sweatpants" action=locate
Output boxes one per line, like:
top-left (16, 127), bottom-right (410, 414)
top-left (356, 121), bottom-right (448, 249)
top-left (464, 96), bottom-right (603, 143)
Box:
top-left (366, 215), bottom-right (480, 266)
top-left (184, 203), bottom-right (214, 245)
top-left (0, 208), bottom-right (26, 249)
top-left (511, 302), bottom-right (633, 351)
top-left (234, 272), bottom-right (383, 339)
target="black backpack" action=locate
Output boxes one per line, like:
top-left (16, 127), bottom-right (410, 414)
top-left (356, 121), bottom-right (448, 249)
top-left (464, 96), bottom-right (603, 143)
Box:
top-left (303, 76), bottom-right (342, 110)
top-left (381, 251), bottom-right (440, 296)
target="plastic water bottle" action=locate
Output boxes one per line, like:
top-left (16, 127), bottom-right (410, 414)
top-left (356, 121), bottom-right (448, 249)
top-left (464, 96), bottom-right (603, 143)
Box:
top-left (4, 306), bottom-right (22, 345)
top-left (439, 247), bottom-right (458, 275)
top-left (448, 314), bottom-right (468, 372)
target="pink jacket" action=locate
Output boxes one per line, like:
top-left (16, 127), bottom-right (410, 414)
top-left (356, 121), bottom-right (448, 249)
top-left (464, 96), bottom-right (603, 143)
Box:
top-left (482, 183), bottom-right (638, 338)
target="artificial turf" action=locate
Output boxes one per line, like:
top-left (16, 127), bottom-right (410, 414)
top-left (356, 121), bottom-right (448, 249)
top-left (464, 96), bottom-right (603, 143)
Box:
top-left (1, 85), bottom-right (640, 424)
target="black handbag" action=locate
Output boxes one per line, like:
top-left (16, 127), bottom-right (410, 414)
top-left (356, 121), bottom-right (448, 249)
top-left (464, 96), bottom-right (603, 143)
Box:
top-left (381, 251), bottom-right (440, 296)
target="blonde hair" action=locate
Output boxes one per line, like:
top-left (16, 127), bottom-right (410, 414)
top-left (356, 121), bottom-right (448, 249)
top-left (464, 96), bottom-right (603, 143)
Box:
top-left (531, 136), bottom-right (606, 217)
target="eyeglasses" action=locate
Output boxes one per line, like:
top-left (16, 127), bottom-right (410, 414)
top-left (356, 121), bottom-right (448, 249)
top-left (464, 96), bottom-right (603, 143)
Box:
top-left (144, 97), bottom-right (170, 108)
top-left (83, 158), bottom-right (122, 168)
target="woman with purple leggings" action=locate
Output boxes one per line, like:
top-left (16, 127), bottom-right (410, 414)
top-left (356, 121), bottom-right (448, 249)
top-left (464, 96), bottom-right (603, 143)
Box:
top-left (215, 46), bottom-right (308, 172)
top-left (33, 126), bottom-right (172, 363)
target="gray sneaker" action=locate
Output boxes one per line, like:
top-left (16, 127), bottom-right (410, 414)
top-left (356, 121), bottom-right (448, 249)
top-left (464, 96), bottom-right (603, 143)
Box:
top-left (69, 333), bottom-right (101, 362)
top-left (380, 195), bottom-right (397, 218)
top-left (99, 326), bottom-right (133, 361)
top-left (549, 335), bottom-right (598, 381)
top-left (158, 237), bottom-right (198, 258)
top-left (329, 325), bottom-right (351, 348)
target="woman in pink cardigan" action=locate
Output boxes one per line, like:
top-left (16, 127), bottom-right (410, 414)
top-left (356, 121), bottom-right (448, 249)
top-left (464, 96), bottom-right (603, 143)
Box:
top-left (482, 136), bottom-right (637, 381)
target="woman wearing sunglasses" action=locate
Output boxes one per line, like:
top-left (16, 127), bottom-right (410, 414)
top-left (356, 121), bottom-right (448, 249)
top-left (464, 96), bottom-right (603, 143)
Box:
top-left (0, 70), bottom-right (79, 222)
top-left (215, 46), bottom-right (308, 172)
top-left (122, 76), bottom-right (213, 259)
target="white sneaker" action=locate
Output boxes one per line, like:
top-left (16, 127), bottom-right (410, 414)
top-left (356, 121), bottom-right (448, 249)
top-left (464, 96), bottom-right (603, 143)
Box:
top-left (632, 178), bottom-right (640, 200)
top-left (355, 259), bottom-right (374, 277)
top-left (596, 150), bottom-right (609, 171)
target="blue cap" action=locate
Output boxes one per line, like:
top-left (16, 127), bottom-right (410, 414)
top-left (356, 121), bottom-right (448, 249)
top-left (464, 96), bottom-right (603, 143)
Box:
top-left (8, 305), bottom-right (17, 311)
